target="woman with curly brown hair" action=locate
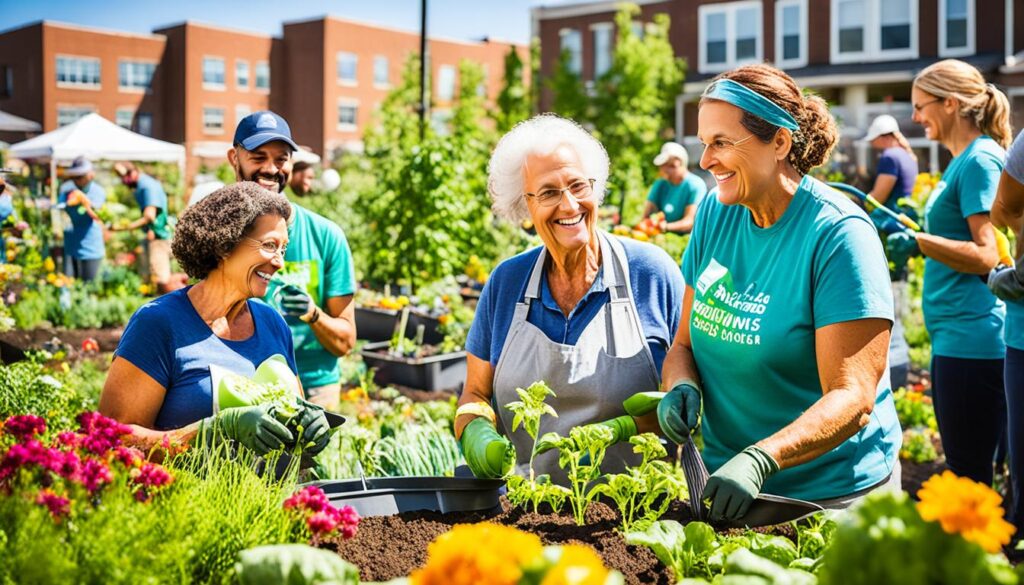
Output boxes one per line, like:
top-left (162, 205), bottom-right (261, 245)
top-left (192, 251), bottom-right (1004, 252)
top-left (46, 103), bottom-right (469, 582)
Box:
top-left (657, 64), bottom-right (901, 521)
top-left (100, 182), bottom-right (330, 457)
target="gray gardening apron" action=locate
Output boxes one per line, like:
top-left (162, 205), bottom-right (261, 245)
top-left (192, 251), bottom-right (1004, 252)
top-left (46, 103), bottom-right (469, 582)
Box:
top-left (492, 232), bottom-right (661, 485)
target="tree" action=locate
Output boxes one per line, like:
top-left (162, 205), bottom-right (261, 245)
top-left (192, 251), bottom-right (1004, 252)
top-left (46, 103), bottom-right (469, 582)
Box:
top-left (493, 46), bottom-right (531, 132)
top-left (546, 49), bottom-right (589, 122)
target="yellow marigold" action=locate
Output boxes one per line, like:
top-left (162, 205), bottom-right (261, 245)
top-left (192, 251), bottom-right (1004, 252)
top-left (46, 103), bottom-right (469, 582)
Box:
top-left (43, 257), bottom-right (55, 272)
top-left (410, 523), bottom-right (543, 585)
top-left (916, 470), bottom-right (1016, 553)
top-left (541, 544), bottom-right (611, 585)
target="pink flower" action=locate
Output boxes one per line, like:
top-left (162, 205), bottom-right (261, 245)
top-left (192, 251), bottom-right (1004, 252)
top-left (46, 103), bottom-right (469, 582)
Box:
top-left (133, 462), bottom-right (173, 488)
top-left (77, 459), bottom-right (112, 493)
top-left (113, 447), bottom-right (144, 469)
top-left (3, 415), bottom-right (46, 441)
top-left (47, 449), bottom-right (81, 481)
top-left (56, 432), bottom-right (80, 448)
top-left (283, 486), bottom-right (331, 513)
top-left (306, 511), bottom-right (338, 535)
top-left (36, 489), bottom-right (70, 520)
top-left (77, 412), bottom-right (132, 456)
top-left (283, 486), bottom-right (359, 540)
top-left (0, 439), bottom-right (48, 483)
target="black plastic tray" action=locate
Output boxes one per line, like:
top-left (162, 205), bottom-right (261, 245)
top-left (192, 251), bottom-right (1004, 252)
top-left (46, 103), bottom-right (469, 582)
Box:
top-left (309, 476), bottom-right (505, 517)
top-left (355, 307), bottom-right (444, 344)
top-left (360, 341), bottom-right (467, 391)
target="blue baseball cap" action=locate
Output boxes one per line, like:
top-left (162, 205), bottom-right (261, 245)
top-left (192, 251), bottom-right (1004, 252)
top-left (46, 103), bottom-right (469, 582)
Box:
top-left (233, 111), bottom-right (299, 152)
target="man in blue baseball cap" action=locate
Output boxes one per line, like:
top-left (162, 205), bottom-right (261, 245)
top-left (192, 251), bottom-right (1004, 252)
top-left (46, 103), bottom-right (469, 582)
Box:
top-left (228, 111), bottom-right (357, 410)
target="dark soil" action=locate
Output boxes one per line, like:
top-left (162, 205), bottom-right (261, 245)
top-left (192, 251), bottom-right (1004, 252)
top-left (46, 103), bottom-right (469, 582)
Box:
top-left (326, 497), bottom-right (673, 584)
top-left (900, 433), bottom-right (947, 498)
top-left (0, 326), bottom-right (122, 363)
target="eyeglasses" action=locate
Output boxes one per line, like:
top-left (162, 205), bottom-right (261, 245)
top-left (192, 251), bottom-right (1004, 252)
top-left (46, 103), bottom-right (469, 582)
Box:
top-left (246, 237), bottom-right (288, 258)
top-left (913, 98), bottom-right (943, 113)
top-left (525, 178), bottom-right (596, 207)
top-left (698, 134), bottom-right (756, 155)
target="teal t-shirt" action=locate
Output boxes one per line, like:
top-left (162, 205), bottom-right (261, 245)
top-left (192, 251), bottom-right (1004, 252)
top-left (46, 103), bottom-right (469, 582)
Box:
top-left (1004, 131), bottom-right (1024, 350)
top-left (58, 180), bottom-right (106, 260)
top-left (922, 136), bottom-right (1006, 358)
top-left (682, 175), bottom-right (900, 501)
top-left (262, 204), bottom-right (356, 388)
top-left (647, 173), bottom-right (707, 222)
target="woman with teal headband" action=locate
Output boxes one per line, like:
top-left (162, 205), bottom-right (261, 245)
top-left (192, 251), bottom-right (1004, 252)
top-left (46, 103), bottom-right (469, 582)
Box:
top-left (656, 64), bottom-right (901, 521)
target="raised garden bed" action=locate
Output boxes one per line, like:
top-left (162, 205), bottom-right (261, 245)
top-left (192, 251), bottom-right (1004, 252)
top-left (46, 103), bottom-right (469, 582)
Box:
top-left (359, 341), bottom-right (467, 392)
top-left (354, 307), bottom-right (444, 344)
top-left (0, 326), bottom-right (123, 363)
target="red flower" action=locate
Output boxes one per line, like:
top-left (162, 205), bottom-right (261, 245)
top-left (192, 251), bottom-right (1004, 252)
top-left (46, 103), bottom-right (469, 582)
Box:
top-left (81, 338), bottom-right (99, 353)
top-left (36, 489), bottom-right (70, 521)
top-left (3, 415), bottom-right (46, 441)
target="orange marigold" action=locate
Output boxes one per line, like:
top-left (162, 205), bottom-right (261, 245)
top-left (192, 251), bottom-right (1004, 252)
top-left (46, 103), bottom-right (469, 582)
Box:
top-left (409, 523), bottom-right (544, 585)
top-left (916, 470), bottom-right (1016, 553)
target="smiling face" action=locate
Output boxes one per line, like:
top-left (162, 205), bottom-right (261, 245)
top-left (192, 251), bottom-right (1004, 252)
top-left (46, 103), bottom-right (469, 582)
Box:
top-left (229, 141), bottom-right (293, 193)
top-left (523, 144), bottom-right (597, 257)
top-left (911, 86), bottom-right (953, 145)
top-left (659, 159), bottom-right (685, 184)
top-left (220, 213), bottom-right (288, 299)
top-left (697, 101), bottom-right (782, 207)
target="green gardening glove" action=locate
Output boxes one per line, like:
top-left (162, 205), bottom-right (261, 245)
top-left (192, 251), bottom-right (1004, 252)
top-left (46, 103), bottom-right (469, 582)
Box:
top-left (279, 284), bottom-right (315, 320)
top-left (533, 415), bottom-right (637, 458)
top-left (459, 417), bottom-right (516, 479)
top-left (885, 231), bottom-right (920, 272)
top-left (200, 403), bottom-right (294, 456)
top-left (703, 445), bottom-right (780, 521)
top-left (657, 382), bottom-right (702, 444)
top-left (292, 399), bottom-right (331, 456)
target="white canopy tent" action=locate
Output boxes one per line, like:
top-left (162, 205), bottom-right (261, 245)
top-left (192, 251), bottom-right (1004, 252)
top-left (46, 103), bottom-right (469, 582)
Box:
top-left (0, 110), bottom-right (42, 133)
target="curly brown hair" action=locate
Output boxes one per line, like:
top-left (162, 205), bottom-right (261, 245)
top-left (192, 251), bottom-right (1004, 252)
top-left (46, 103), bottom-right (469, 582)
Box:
top-left (172, 182), bottom-right (291, 279)
top-left (701, 64), bottom-right (838, 175)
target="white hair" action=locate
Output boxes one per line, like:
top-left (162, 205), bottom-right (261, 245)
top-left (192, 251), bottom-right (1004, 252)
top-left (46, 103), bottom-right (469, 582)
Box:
top-left (488, 114), bottom-right (610, 223)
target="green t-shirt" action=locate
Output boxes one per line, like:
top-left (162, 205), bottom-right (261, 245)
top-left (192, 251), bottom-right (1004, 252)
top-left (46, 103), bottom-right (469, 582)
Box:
top-left (682, 175), bottom-right (900, 501)
top-left (646, 173), bottom-right (707, 222)
top-left (922, 136), bottom-right (1006, 359)
top-left (263, 204), bottom-right (356, 388)
top-left (135, 173), bottom-right (171, 240)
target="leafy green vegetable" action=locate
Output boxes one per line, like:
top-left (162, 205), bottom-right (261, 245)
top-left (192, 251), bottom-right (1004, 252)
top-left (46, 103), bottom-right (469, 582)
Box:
top-left (539, 424), bottom-right (616, 525)
top-left (626, 520), bottom-right (717, 580)
top-left (591, 433), bottom-right (687, 533)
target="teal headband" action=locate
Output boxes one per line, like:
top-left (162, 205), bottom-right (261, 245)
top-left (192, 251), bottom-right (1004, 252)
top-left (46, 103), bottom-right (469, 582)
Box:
top-left (702, 78), bottom-right (799, 132)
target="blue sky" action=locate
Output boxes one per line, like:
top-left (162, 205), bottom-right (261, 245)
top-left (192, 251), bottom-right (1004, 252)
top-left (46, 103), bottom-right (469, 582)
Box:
top-left (0, 0), bottom-right (572, 44)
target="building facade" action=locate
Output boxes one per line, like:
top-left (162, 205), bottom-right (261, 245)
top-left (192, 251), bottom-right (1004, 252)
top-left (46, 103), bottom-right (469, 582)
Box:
top-left (533, 0), bottom-right (1024, 173)
top-left (0, 18), bottom-right (525, 181)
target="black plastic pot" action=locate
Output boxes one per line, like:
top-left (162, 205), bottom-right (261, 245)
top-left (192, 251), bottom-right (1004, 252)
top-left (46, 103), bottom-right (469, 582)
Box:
top-left (407, 311), bottom-right (444, 345)
top-left (310, 476), bottom-right (505, 517)
top-left (354, 307), bottom-right (400, 342)
top-left (360, 341), bottom-right (467, 391)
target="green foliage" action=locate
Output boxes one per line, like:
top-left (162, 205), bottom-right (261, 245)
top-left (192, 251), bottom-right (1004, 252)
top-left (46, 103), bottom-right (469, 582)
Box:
top-left (547, 49), bottom-right (589, 122)
top-left (626, 520), bottom-right (717, 580)
top-left (537, 424), bottom-right (615, 525)
top-left (493, 46), bottom-right (531, 132)
top-left (506, 473), bottom-right (571, 514)
top-left (0, 356), bottom-right (91, 433)
top-left (892, 388), bottom-right (937, 431)
top-left (900, 428), bottom-right (940, 464)
top-left (504, 380), bottom-right (558, 477)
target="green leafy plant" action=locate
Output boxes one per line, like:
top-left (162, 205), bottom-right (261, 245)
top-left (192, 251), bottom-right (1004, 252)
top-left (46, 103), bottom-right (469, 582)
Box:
top-left (625, 520), bottom-right (717, 580)
top-left (900, 428), bottom-right (940, 463)
top-left (537, 424), bottom-right (615, 525)
top-left (893, 388), bottom-right (937, 431)
top-left (504, 381), bottom-right (558, 478)
top-left (506, 473), bottom-right (570, 514)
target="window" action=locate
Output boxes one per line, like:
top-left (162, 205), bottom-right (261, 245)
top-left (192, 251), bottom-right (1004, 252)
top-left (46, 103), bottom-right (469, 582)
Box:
top-left (0, 65), bottom-right (12, 98)
top-left (337, 100), bottom-right (358, 131)
top-left (118, 61), bottom-right (155, 91)
top-left (235, 104), bottom-right (251, 124)
top-left (591, 23), bottom-right (613, 78)
top-left (202, 57), bottom-right (225, 89)
top-left (431, 109), bottom-right (452, 136)
top-left (57, 106), bottom-right (94, 127)
top-left (775, 0), bottom-right (807, 67)
top-left (698, 2), bottom-right (763, 73)
top-left (255, 62), bottom-right (270, 91)
top-left (630, 21), bottom-right (645, 39)
top-left (437, 65), bottom-right (456, 101)
top-left (203, 107), bottom-right (225, 134)
top-left (115, 108), bottom-right (134, 128)
top-left (940, 0), bottom-right (974, 56)
top-left (559, 28), bottom-right (582, 75)
top-left (236, 59), bottom-right (249, 89)
top-left (831, 0), bottom-right (918, 62)
top-left (337, 52), bottom-right (358, 85)
top-left (373, 55), bottom-right (389, 87)
top-left (134, 113), bottom-right (152, 136)
top-left (56, 56), bottom-right (101, 88)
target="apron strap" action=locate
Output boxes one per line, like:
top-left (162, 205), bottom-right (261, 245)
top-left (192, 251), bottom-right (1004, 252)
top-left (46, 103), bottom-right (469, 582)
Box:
top-left (524, 247), bottom-right (547, 300)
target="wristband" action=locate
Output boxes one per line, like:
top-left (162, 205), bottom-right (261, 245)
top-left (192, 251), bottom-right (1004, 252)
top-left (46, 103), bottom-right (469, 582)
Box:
top-left (456, 401), bottom-right (496, 424)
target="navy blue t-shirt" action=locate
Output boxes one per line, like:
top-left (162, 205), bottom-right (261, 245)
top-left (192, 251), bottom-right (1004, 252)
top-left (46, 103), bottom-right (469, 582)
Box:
top-left (114, 287), bottom-right (298, 430)
top-left (876, 147), bottom-right (918, 209)
top-left (466, 236), bottom-right (685, 372)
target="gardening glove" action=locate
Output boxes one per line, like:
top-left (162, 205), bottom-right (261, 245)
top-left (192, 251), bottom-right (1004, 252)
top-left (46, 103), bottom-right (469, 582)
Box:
top-left (657, 382), bottom-right (702, 445)
top-left (533, 416), bottom-right (637, 460)
top-left (885, 232), bottom-right (920, 272)
top-left (989, 263), bottom-right (1024, 301)
top-left (201, 404), bottom-right (294, 456)
top-left (703, 445), bottom-right (780, 521)
top-left (459, 417), bottom-right (515, 479)
top-left (293, 399), bottom-right (331, 456)
top-left (868, 208), bottom-right (904, 235)
top-left (279, 284), bottom-right (315, 321)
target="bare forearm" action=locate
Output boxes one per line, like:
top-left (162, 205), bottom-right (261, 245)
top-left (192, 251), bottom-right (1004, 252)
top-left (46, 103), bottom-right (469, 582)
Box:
top-left (917, 232), bottom-right (997, 274)
top-left (758, 388), bottom-right (872, 469)
top-left (308, 312), bottom-right (356, 356)
top-left (661, 342), bottom-right (701, 391)
top-left (455, 386), bottom-right (494, 438)
top-left (642, 201), bottom-right (657, 219)
top-left (119, 422), bottom-right (201, 461)
top-left (665, 218), bottom-right (694, 234)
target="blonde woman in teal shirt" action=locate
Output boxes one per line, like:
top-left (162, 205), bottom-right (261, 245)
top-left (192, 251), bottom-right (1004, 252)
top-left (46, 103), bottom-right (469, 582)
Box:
top-left (658, 64), bottom-right (901, 522)
top-left (897, 59), bottom-right (1013, 488)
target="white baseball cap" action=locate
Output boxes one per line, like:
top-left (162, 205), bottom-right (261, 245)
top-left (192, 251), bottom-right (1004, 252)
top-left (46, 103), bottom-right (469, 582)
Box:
top-left (864, 115), bottom-right (900, 142)
top-left (653, 142), bottom-right (688, 166)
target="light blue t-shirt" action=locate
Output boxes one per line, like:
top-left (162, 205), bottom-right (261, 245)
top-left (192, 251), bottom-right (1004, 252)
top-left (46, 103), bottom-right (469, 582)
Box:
top-left (0, 194), bottom-right (14, 264)
top-left (1002, 130), bottom-right (1024, 351)
top-left (467, 236), bottom-right (684, 373)
top-left (682, 175), bottom-right (900, 501)
top-left (263, 204), bottom-right (356, 388)
top-left (134, 172), bottom-right (171, 240)
top-left (647, 173), bottom-right (708, 223)
top-left (115, 286), bottom-right (298, 430)
top-left (922, 135), bottom-right (1006, 358)
top-left (58, 179), bottom-right (106, 260)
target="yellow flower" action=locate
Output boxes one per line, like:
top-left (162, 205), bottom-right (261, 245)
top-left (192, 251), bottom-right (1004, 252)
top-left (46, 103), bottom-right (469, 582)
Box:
top-left (541, 544), bottom-right (611, 585)
top-left (410, 523), bottom-right (543, 585)
top-left (43, 257), bottom-right (55, 273)
top-left (341, 387), bottom-right (368, 403)
top-left (46, 273), bottom-right (57, 285)
top-left (916, 470), bottom-right (1016, 553)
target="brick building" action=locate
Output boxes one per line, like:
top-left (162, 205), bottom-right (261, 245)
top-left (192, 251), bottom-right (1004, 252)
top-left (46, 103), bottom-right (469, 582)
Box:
top-left (0, 18), bottom-right (525, 181)
top-left (532, 0), bottom-right (1024, 173)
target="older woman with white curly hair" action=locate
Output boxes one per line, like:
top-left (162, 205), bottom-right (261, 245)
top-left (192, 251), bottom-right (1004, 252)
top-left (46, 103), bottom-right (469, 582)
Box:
top-left (453, 114), bottom-right (685, 483)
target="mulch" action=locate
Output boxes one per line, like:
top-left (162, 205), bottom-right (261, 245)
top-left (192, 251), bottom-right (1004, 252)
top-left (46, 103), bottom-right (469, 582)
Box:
top-left (0, 326), bottom-right (122, 363)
